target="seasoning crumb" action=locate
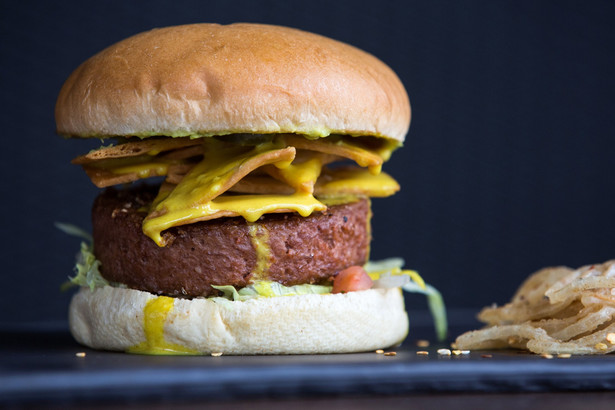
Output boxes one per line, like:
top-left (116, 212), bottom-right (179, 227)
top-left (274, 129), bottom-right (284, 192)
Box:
top-left (416, 351), bottom-right (429, 355)
top-left (384, 352), bottom-right (397, 356)
top-left (481, 354), bottom-right (493, 358)
top-left (607, 333), bottom-right (615, 345)
top-left (437, 348), bottom-right (451, 356)
top-left (211, 352), bottom-right (223, 357)
top-left (595, 343), bottom-right (608, 351)
top-left (452, 349), bottom-right (463, 356)
top-left (541, 354), bottom-right (554, 359)
top-left (557, 353), bottom-right (571, 358)
top-left (75, 352), bottom-right (86, 358)
top-left (416, 339), bottom-right (430, 347)
top-left (375, 349), bottom-right (384, 354)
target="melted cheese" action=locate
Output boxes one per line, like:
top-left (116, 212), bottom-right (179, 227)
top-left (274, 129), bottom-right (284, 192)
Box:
top-left (144, 142), bottom-right (300, 245)
top-left (77, 135), bottom-right (400, 246)
top-left (128, 296), bottom-right (199, 355)
top-left (267, 156), bottom-right (323, 193)
top-left (248, 223), bottom-right (272, 280)
top-left (144, 192), bottom-right (326, 246)
top-left (317, 168), bottom-right (400, 197)
top-left (150, 142), bottom-right (294, 214)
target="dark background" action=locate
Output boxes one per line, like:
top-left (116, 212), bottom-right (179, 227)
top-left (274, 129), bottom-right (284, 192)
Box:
top-left (1, 0), bottom-right (613, 325)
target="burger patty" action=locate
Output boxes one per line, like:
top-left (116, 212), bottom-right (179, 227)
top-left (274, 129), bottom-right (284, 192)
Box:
top-left (92, 186), bottom-right (371, 297)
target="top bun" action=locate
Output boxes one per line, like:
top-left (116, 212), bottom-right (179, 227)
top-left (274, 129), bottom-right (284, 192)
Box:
top-left (55, 23), bottom-right (410, 142)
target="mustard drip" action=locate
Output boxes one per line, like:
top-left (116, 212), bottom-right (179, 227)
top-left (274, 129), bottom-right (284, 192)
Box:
top-left (128, 296), bottom-right (199, 355)
top-left (373, 139), bottom-right (400, 162)
top-left (210, 192), bottom-right (325, 221)
top-left (248, 224), bottom-right (271, 281)
top-left (144, 192), bottom-right (326, 246)
top-left (367, 163), bottom-right (382, 175)
top-left (268, 156), bottom-right (323, 193)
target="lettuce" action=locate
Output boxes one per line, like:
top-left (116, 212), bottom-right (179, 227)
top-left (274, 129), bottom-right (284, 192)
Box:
top-left (56, 222), bottom-right (108, 291)
top-left (214, 259), bottom-right (448, 342)
top-left (365, 258), bottom-right (448, 342)
top-left (212, 281), bottom-right (332, 301)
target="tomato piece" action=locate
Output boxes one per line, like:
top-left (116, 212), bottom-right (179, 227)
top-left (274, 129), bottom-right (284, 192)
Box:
top-left (332, 266), bottom-right (373, 294)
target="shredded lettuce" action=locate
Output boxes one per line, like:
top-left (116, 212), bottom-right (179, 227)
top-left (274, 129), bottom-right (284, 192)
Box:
top-left (365, 258), bottom-right (448, 342)
top-left (402, 281), bottom-right (448, 342)
top-left (68, 241), bottom-right (108, 290)
top-left (55, 222), bottom-right (93, 243)
top-left (56, 222), bottom-right (108, 291)
top-left (366, 258), bottom-right (425, 289)
top-left (212, 281), bottom-right (332, 301)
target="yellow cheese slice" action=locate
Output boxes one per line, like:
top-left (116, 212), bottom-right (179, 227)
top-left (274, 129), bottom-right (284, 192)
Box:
top-left (316, 167), bottom-right (400, 197)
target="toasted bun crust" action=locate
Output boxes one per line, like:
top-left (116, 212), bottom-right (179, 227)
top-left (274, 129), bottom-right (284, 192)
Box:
top-left (55, 23), bottom-right (410, 142)
top-left (69, 286), bottom-right (409, 355)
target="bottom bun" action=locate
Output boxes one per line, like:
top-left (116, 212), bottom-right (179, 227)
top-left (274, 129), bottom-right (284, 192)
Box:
top-left (69, 285), bottom-right (409, 355)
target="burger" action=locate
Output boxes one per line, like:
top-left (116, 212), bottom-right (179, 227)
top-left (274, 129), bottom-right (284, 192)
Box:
top-left (57, 23), bottom-right (441, 355)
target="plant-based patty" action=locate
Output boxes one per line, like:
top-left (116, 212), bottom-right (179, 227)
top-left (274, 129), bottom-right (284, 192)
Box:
top-left (92, 186), bottom-right (371, 297)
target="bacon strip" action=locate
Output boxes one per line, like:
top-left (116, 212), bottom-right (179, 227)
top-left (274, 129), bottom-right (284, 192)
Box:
top-left (72, 137), bottom-right (203, 164)
top-left (280, 134), bottom-right (384, 171)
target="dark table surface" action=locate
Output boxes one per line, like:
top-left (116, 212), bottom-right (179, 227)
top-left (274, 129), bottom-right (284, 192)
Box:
top-left (4, 310), bottom-right (615, 408)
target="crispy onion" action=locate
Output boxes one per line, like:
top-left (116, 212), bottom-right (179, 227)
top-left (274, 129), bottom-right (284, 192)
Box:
top-left (456, 260), bottom-right (615, 355)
